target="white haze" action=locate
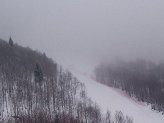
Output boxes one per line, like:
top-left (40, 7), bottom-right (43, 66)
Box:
top-left (0, 0), bottom-right (164, 73)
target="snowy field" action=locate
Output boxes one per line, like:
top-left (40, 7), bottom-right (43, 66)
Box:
top-left (67, 65), bottom-right (164, 123)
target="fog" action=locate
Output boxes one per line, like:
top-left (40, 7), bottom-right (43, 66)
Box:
top-left (0, 0), bottom-right (164, 72)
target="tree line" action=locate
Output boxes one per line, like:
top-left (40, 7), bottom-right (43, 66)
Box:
top-left (95, 59), bottom-right (164, 113)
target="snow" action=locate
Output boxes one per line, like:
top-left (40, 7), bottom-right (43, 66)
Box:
top-left (67, 65), bottom-right (164, 123)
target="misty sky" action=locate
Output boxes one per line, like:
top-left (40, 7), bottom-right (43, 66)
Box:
top-left (0, 0), bottom-right (164, 72)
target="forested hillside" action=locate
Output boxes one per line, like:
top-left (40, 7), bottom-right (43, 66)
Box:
top-left (0, 39), bottom-right (132, 123)
top-left (95, 60), bottom-right (164, 113)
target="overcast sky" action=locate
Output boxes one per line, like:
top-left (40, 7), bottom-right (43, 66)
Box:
top-left (0, 0), bottom-right (164, 72)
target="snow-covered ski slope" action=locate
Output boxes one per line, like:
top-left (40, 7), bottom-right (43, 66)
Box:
top-left (68, 65), bottom-right (164, 123)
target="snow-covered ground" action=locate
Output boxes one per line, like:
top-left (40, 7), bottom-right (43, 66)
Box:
top-left (67, 65), bottom-right (164, 123)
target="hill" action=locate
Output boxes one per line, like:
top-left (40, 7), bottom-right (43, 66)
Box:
top-left (0, 39), bottom-right (132, 123)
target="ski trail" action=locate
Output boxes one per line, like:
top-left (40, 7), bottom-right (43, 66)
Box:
top-left (68, 66), bottom-right (164, 123)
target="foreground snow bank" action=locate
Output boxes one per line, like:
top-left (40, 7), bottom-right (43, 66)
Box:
top-left (68, 66), bottom-right (164, 123)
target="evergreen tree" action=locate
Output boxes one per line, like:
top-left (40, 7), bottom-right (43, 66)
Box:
top-left (9, 37), bottom-right (14, 46)
top-left (34, 63), bottom-right (43, 83)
